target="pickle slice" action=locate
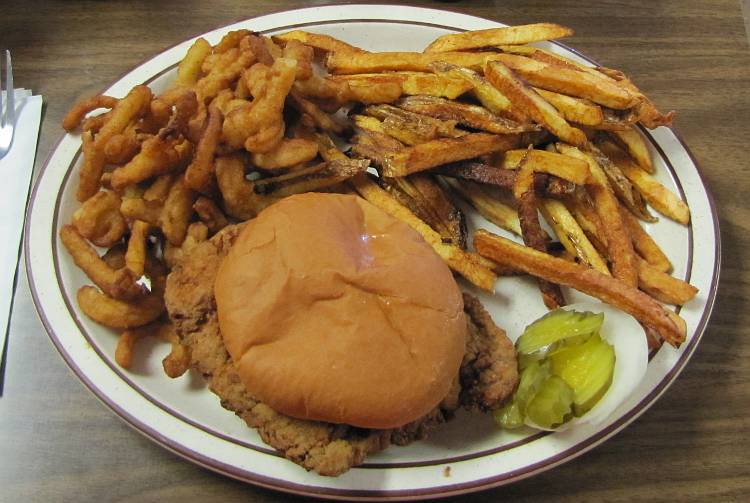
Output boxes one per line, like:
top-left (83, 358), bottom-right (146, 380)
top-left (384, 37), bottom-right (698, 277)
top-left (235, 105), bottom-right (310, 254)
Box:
top-left (516, 309), bottom-right (604, 362)
top-left (525, 375), bottom-right (574, 429)
top-left (494, 360), bottom-right (550, 429)
top-left (550, 333), bottom-right (615, 416)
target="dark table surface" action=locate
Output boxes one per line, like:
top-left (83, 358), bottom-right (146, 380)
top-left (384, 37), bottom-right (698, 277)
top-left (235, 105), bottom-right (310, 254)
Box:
top-left (1, 1), bottom-right (749, 501)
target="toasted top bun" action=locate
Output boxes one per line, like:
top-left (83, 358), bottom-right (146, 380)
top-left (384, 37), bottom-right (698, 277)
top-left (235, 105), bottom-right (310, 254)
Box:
top-left (214, 193), bottom-right (467, 429)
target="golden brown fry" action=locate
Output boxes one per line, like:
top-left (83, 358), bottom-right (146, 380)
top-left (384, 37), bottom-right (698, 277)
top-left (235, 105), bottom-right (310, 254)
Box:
top-left (223, 58), bottom-right (297, 152)
top-left (333, 71), bottom-right (475, 100)
top-left (485, 61), bottom-right (587, 147)
top-left (125, 220), bottom-right (150, 277)
top-left (557, 143), bottom-right (638, 287)
top-left (430, 62), bottom-right (519, 119)
top-left (598, 67), bottom-right (674, 128)
top-left (608, 127), bottom-right (653, 173)
top-left (327, 50), bottom-right (510, 74)
top-left (273, 30), bottom-right (367, 54)
top-left (637, 258), bottom-right (698, 306)
top-left (621, 209), bottom-right (672, 273)
top-left (215, 154), bottom-right (266, 220)
top-left (63, 95), bottom-right (119, 132)
top-left (159, 176), bottom-right (197, 246)
top-left (76, 130), bottom-right (106, 202)
top-left (379, 174), bottom-right (466, 248)
top-left (489, 54), bottom-right (639, 110)
top-left (214, 29), bottom-right (251, 53)
top-left (497, 45), bottom-right (608, 79)
top-left (397, 95), bottom-right (538, 134)
top-left (253, 159), bottom-right (369, 198)
top-left (195, 48), bottom-right (256, 103)
top-left (103, 132), bottom-right (141, 165)
top-left (425, 23), bottom-right (574, 53)
top-left (176, 37), bottom-right (212, 87)
top-left (288, 90), bottom-right (344, 134)
top-left (72, 190), bottom-right (128, 247)
top-left (354, 114), bottom-right (441, 146)
top-left (251, 138), bottom-right (319, 170)
top-left (586, 142), bottom-right (654, 221)
top-left (365, 103), bottom-right (464, 138)
top-left (599, 140), bottom-right (689, 224)
top-left (157, 322), bottom-right (191, 378)
top-left (445, 178), bottom-right (521, 235)
top-left (60, 225), bottom-right (145, 300)
top-left (78, 285), bottom-right (164, 329)
top-left (473, 229), bottom-right (685, 346)
top-left (350, 174), bottom-right (497, 291)
top-left (539, 198), bottom-right (610, 275)
top-left (193, 196), bottom-right (229, 234)
top-left (120, 198), bottom-right (162, 226)
top-left (110, 137), bottom-right (191, 190)
top-left (500, 149), bottom-right (590, 185)
top-left (185, 105), bottom-right (222, 194)
top-left (294, 74), bottom-right (350, 101)
top-left (534, 88), bottom-right (603, 126)
top-left (381, 133), bottom-right (522, 177)
top-left (515, 161), bottom-right (565, 309)
top-left (94, 85), bottom-right (152, 150)
top-left (282, 39), bottom-right (314, 80)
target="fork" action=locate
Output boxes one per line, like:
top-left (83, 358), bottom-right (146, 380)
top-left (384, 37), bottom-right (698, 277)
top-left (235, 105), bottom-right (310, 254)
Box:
top-left (0, 50), bottom-right (15, 160)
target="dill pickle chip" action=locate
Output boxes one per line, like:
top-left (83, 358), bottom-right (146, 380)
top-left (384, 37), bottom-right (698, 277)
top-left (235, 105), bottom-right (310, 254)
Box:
top-left (516, 309), bottom-right (604, 362)
top-left (525, 375), bottom-right (575, 429)
top-left (550, 333), bottom-right (615, 416)
top-left (494, 360), bottom-right (550, 429)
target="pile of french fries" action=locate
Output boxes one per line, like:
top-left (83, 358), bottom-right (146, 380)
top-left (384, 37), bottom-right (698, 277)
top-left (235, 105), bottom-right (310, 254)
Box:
top-left (61, 22), bottom-right (696, 374)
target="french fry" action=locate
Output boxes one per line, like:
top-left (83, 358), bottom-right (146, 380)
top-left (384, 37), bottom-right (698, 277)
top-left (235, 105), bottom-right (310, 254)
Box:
top-left (333, 71), bottom-right (475, 100)
top-left (485, 61), bottom-right (587, 147)
top-left (349, 174), bottom-right (497, 291)
top-left (193, 196), bottom-right (229, 234)
top-left (497, 45), bottom-right (608, 80)
top-left (489, 54), bottom-right (639, 110)
top-left (500, 149), bottom-right (590, 185)
top-left (381, 133), bottom-right (522, 177)
top-left (608, 127), bottom-right (653, 173)
top-left (637, 258), bottom-right (698, 306)
top-left (556, 143), bottom-right (638, 287)
top-left (515, 162), bottom-right (565, 309)
top-left (125, 220), bottom-right (150, 278)
top-left (76, 131), bottom-right (106, 203)
top-left (253, 159), bottom-right (370, 198)
top-left (597, 67), bottom-right (674, 128)
top-left (94, 85), bottom-right (152, 150)
top-left (586, 142), bottom-right (654, 222)
top-left (430, 62), bottom-right (519, 119)
top-left (273, 30), bottom-right (366, 54)
top-left (63, 95), bottom-right (119, 132)
top-left (365, 104), bottom-right (464, 138)
top-left (213, 29), bottom-right (250, 54)
top-left (327, 50), bottom-right (512, 74)
top-left (397, 95), bottom-right (539, 134)
top-left (72, 190), bottom-right (128, 247)
top-left (111, 137), bottom-right (191, 190)
top-left (380, 174), bottom-right (466, 248)
top-left (534, 88), bottom-right (603, 126)
top-left (159, 176), bottom-right (197, 246)
top-left (288, 90), bottom-right (344, 134)
top-left (598, 140), bottom-right (689, 224)
top-left (60, 225), bottom-right (145, 300)
top-left (175, 37), bottom-right (212, 87)
top-left (473, 229), bottom-right (685, 346)
top-left (353, 114), bottom-right (439, 147)
top-left (621, 208), bottom-right (672, 273)
top-left (120, 198), bottom-right (162, 226)
top-left (251, 138), bottom-right (319, 170)
top-left (77, 285), bottom-right (164, 329)
top-left (539, 198), bottom-right (610, 275)
top-left (425, 23), bottom-right (574, 53)
top-left (185, 105), bottom-right (222, 194)
top-left (443, 178), bottom-right (521, 235)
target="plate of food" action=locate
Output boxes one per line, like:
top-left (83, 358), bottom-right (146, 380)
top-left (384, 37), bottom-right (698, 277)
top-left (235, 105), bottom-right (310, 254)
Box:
top-left (25, 4), bottom-right (719, 500)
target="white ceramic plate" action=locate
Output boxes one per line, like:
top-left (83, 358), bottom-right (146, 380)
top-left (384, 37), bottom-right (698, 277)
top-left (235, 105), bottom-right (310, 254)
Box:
top-left (25, 5), bottom-right (720, 500)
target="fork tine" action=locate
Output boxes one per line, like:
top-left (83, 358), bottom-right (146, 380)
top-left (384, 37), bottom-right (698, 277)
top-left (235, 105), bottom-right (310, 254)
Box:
top-left (4, 51), bottom-right (14, 127)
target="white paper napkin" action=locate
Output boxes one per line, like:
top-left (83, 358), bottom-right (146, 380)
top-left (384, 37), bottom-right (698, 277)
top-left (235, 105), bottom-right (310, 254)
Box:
top-left (0, 88), bottom-right (43, 375)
